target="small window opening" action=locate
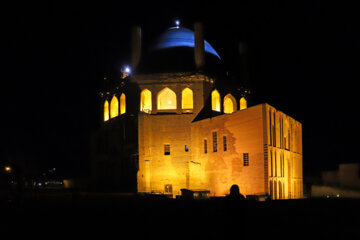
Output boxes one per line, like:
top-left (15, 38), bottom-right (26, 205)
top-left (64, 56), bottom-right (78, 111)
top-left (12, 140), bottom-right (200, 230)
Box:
top-left (204, 140), bottom-right (207, 154)
top-left (164, 144), bottom-right (170, 155)
top-left (213, 132), bottom-right (217, 152)
top-left (223, 136), bottom-right (227, 151)
top-left (243, 153), bottom-right (249, 166)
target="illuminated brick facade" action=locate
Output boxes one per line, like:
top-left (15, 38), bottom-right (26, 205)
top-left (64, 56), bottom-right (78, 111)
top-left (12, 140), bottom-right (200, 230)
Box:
top-left (136, 92), bottom-right (303, 198)
top-left (91, 23), bottom-right (303, 199)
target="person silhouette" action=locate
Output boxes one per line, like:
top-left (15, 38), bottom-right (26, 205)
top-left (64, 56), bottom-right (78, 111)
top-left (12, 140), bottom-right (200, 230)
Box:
top-left (225, 184), bottom-right (245, 200)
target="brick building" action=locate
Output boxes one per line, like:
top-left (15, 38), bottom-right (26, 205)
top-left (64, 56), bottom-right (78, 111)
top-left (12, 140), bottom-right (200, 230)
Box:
top-left (91, 22), bottom-right (303, 199)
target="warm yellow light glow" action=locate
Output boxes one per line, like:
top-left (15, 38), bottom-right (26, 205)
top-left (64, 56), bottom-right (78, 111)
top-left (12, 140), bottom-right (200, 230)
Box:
top-left (182, 88), bottom-right (193, 109)
top-left (110, 96), bottom-right (119, 118)
top-left (224, 94), bottom-right (236, 114)
top-left (4, 166), bottom-right (11, 173)
top-left (140, 89), bottom-right (152, 113)
top-left (158, 87), bottom-right (177, 110)
top-left (120, 93), bottom-right (126, 114)
top-left (224, 98), bottom-right (233, 114)
top-left (211, 89), bottom-right (220, 112)
top-left (104, 100), bottom-right (109, 121)
top-left (240, 97), bottom-right (247, 110)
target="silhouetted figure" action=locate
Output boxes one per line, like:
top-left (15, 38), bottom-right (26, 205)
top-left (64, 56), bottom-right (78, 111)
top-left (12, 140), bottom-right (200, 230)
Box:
top-left (225, 184), bottom-right (245, 200)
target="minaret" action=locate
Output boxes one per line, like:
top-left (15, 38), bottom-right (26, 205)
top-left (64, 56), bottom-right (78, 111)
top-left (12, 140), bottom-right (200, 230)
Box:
top-left (131, 26), bottom-right (142, 71)
top-left (194, 22), bottom-right (205, 69)
top-left (238, 42), bottom-right (250, 85)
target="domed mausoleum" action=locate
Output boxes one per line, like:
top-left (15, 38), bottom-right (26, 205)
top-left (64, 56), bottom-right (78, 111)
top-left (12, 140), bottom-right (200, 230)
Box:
top-left (91, 22), bottom-right (303, 199)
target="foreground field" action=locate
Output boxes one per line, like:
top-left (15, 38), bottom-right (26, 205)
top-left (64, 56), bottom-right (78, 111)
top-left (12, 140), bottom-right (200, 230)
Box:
top-left (1, 192), bottom-right (359, 238)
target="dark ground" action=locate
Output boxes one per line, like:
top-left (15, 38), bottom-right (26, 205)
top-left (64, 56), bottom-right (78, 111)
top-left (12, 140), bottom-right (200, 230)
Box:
top-left (1, 192), bottom-right (360, 238)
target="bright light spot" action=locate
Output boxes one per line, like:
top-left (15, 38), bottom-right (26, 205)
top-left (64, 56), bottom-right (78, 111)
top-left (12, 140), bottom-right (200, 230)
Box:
top-left (140, 89), bottom-right (152, 113)
top-left (240, 97), bottom-right (247, 110)
top-left (125, 66), bottom-right (131, 73)
top-left (104, 100), bottom-right (109, 121)
top-left (4, 166), bottom-right (11, 173)
top-left (182, 88), bottom-right (193, 110)
top-left (211, 90), bottom-right (221, 112)
top-left (337, 194), bottom-right (340, 197)
top-left (110, 96), bottom-right (119, 118)
top-left (158, 87), bottom-right (177, 110)
top-left (175, 20), bottom-right (180, 27)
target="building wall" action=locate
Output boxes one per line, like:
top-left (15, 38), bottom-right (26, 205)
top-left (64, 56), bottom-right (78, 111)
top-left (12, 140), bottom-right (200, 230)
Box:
top-left (190, 104), bottom-right (266, 197)
top-left (265, 104), bottom-right (303, 199)
top-left (136, 73), bottom-right (214, 196)
top-left (189, 104), bottom-right (303, 199)
top-left (90, 116), bottom-right (138, 192)
top-left (321, 163), bottom-right (360, 190)
top-left (339, 164), bottom-right (360, 189)
top-left (138, 113), bottom-right (193, 195)
top-left (137, 95), bottom-right (303, 199)
top-left (312, 163), bottom-right (360, 198)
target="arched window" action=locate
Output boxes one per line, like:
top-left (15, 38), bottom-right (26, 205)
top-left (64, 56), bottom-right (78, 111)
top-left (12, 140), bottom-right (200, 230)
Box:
top-left (110, 95), bottom-right (119, 118)
top-left (182, 88), bottom-right (193, 110)
top-left (120, 93), bottom-right (126, 114)
top-left (157, 87), bottom-right (177, 110)
top-left (140, 89), bottom-right (152, 113)
top-left (240, 97), bottom-right (247, 110)
top-left (104, 100), bottom-right (109, 121)
top-left (211, 89), bottom-right (220, 112)
top-left (223, 94), bottom-right (236, 114)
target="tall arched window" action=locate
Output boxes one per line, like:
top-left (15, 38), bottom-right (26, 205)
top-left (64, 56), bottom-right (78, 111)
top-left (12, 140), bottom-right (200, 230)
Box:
top-left (223, 94), bottom-right (236, 114)
top-left (120, 93), bottom-right (126, 114)
top-left (211, 89), bottom-right (220, 112)
top-left (240, 97), bottom-right (247, 110)
top-left (182, 88), bottom-right (193, 110)
top-left (157, 87), bottom-right (177, 110)
top-left (104, 100), bottom-right (109, 121)
top-left (140, 89), bottom-right (152, 113)
top-left (110, 95), bottom-right (119, 118)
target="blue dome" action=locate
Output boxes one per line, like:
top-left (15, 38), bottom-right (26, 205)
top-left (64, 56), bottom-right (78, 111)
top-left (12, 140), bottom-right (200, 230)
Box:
top-left (152, 27), bottom-right (221, 60)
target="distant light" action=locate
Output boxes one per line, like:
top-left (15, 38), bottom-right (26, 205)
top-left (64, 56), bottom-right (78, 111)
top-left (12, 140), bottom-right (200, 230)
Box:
top-left (175, 20), bottom-right (180, 28)
top-left (125, 66), bottom-right (131, 73)
top-left (4, 166), bottom-right (11, 173)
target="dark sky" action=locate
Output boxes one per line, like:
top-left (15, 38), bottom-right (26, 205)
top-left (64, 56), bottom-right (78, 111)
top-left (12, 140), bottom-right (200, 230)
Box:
top-left (1, 1), bottom-right (359, 178)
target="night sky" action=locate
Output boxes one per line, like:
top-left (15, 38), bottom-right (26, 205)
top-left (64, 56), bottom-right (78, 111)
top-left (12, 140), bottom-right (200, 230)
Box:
top-left (2, 1), bottom-right (359, 179)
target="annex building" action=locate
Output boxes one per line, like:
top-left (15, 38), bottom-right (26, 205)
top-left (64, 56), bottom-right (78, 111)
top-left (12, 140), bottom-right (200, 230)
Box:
top-left (91, 22), bottom-right (303, 199)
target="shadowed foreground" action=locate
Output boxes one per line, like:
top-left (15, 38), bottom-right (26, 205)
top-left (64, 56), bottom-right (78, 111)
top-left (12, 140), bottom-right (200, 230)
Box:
top-left (1, 192), bottom-right (359, 238)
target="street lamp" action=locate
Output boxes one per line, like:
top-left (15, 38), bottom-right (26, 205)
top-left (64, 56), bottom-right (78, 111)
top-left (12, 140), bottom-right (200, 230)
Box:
top-left (4, 166), bottom-right (11, 173)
